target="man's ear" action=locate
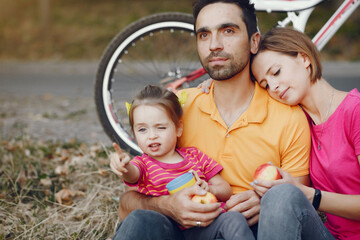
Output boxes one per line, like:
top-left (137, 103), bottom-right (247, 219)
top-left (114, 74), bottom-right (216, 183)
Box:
top-left (298, 52), bottom-right (311, 68)
top-left (250, 32), bottom-right (260, 54)
top-left (176, 120), bottom-right (183, 137)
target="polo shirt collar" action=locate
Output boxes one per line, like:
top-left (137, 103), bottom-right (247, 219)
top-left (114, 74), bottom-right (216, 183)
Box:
top-left (198, 81), bottom-right (268, 127)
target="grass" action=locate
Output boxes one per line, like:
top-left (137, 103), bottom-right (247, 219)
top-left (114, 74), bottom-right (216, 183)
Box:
top-left (0, 0), bottom-right (359, 61)
top-left (0, 135), bottom-right (125, 239)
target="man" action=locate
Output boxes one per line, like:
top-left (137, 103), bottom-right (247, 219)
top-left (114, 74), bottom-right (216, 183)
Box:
top-left (112, 0), bottom-right (311, 239)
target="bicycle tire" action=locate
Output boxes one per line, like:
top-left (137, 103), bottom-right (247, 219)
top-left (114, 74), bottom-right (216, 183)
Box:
top-left (95, 12), bottom-right (208, 156)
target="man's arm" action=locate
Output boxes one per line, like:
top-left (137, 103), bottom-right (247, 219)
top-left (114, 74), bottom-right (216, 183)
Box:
top-left (280, 107), bottom-right (311, 179)
top-left (118, 186), bottom-right (223, 228)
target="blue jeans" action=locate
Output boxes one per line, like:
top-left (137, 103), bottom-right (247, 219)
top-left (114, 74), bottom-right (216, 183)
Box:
top-left (113, 209), bottom-right (256, 240)
top-left (183, 211), bottom-right (255, 239)
top-left (258, 184), bottom-right (335, 240)
top-left (113, 210), bottom-right (183, 240)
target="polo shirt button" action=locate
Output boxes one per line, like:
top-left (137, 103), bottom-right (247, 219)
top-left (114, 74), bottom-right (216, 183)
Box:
top-left (226, 134), bottom-right (230, 138)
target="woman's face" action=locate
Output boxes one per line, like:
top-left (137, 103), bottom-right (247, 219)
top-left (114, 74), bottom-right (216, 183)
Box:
top-left (251, 50), bottom-right (311, 106)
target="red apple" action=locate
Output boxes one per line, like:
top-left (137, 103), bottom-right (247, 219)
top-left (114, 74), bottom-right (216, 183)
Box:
top-left (191, 192), bottom-right (218, 204)
top-left (254, 163), bottom-right (281, 181)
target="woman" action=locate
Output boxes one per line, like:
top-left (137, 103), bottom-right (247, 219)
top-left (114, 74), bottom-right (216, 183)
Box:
top-left (250, 27), bottom-right (360, 240)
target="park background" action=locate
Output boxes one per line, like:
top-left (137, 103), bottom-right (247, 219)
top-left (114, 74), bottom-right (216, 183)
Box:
top-left (0, 0), bottom-right (359, 239)
top-left (1, 0), bottom-right (360, 61)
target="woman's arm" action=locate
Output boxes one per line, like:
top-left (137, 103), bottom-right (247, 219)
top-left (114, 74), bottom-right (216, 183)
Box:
top-left (253, 167), bottom-right (360, 221)
top-left (208, 174), bottom-right (232, 202)
top-left (298, 155), bottom-right (360, 221)
top-left (299, 184), bottom-right (360, 221)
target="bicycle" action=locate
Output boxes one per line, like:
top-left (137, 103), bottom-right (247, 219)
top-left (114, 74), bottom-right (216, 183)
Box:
top-left (95, 0), bottom-right (359, 156)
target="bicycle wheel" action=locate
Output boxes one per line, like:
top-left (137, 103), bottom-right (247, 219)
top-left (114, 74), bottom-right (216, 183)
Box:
top-left (95, 12), bottom-right (208, 156)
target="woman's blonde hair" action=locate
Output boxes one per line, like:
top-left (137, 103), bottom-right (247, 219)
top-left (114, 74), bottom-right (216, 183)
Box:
top-left (255, 27), bottom-right (322, 83)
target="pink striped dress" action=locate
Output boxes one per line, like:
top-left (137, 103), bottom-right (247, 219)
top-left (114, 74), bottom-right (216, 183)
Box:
top-left (124, 147), bottom-right (223, 196)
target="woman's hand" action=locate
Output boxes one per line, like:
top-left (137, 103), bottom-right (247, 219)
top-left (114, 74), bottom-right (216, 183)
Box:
top-left (197, 78), bottom-right (213, 93)
top-left (109, 142), bottom-right (131, 177)
top-left (251, 167), bottom-right (300, 197)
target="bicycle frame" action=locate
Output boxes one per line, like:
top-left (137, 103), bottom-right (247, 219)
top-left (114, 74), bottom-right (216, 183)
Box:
top-left (257, 0), bottom-right (360, 50)
top-left (165, 0), bottom-right (359, 91)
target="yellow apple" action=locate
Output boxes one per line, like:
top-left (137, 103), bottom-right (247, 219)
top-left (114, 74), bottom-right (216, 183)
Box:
top-left (191, 192), bottom-right (218, 204)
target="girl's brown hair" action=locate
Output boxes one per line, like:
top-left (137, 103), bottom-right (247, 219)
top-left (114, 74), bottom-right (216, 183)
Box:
top-left (255, 27), bottom-right (322, 83)
top-left (128, 85), bottom-right (183, 132)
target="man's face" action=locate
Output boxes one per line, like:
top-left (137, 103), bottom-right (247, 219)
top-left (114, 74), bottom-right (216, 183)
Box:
top-left (195, 3), bottom-right (251, 80)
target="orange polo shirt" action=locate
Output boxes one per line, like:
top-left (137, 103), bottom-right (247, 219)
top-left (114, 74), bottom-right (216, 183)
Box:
top-left (178, 82), bottom-right (310, 194)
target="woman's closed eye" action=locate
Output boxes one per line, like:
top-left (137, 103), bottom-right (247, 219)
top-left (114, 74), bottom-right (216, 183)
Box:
top-left (274, 69), bottom-right (280, 76)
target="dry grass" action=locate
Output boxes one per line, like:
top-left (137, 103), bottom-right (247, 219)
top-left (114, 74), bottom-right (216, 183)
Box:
top-left (0, 135), bottom-right (126, 239)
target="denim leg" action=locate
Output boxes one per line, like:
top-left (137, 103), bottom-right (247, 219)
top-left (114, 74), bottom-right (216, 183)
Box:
top-left (258, 184), bottom-right (335, 240)
top-left (183, 211), bottom-right (255, 240)
top-left (113, 209), bottom-right (184, 240)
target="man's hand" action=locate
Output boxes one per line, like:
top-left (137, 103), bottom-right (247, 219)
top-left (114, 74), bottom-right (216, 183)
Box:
top-left (224, 190), bottom-right (261, 226)
top-left (161, 185), bottom-right (223, 228)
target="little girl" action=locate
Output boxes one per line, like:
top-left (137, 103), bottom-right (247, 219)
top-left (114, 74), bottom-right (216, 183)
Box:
top-left (110, 85), bottom-right (255, 240)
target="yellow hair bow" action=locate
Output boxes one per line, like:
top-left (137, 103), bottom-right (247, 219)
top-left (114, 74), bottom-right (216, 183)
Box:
top-left (178, 91), bottom-right (187, 106)
top-left (125, 102), bottom-right (132, 116)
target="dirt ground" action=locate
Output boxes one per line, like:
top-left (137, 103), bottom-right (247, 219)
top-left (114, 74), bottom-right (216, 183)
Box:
top-left (0, 61), bottom-right (113, 146)
top-left (0, 92), bottom-right (112, 146)
top-left (1, 60), bottom-right (359, 146)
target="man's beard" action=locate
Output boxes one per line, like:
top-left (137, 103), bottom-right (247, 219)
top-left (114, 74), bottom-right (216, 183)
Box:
top-left (204, 64), bottom-right (242, 81)
top-left (202, 52), bottom-right (247, 81)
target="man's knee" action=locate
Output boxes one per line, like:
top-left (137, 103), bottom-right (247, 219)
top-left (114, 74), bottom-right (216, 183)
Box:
top-left (218, 211), bottom-right (248, 226)
top-left (261, 184), bottom-right (307, 212)
top-left (114, 210), bottom-right (181, 240)
top-left (125, 209), bottom-right (168, 226)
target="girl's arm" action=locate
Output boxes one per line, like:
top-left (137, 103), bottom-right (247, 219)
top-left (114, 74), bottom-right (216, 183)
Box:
top-left (208, 174), bottom-right (233, 202)
top-left (110, 143), bottom-right (140, 184)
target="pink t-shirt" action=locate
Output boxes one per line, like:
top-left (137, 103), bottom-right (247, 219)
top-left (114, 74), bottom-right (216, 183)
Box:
top-left (309, 89), bottom-right (360, 240)
top-left (124, 147), bottom-right (223, 196)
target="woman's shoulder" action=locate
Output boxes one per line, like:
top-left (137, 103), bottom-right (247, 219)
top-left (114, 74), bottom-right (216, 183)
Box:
top-left (339, 89), bottom-right (360, 113)
top-left (347, 88), bottom-right (360, 102)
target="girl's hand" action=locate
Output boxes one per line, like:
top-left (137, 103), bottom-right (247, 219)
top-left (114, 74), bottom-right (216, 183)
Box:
top-left (197, 79), bottom-right (213, 94)
top-left (251, 167), bottom-right (298, 197)
top-left (109, 142), bottom-right (131, 177)
top-left (189, 170), bottom-right (209, 192)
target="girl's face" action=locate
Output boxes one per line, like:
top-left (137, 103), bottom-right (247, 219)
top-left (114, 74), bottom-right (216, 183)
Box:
top-left (251, 50), bottom-right (311, 106)
top-left (132, 104), bottom-right (182, 162)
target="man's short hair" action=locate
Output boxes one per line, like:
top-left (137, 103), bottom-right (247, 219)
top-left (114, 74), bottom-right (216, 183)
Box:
top-left (192, 0), bottom-right (258, 39)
